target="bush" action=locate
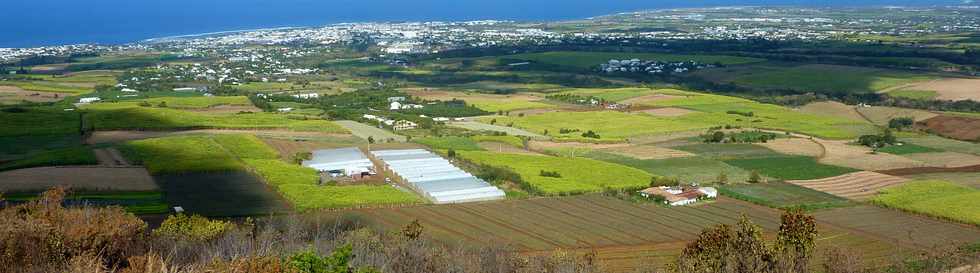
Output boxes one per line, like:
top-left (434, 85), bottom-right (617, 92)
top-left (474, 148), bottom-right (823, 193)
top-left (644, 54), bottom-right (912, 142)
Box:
top-left (153, 213), bottom-right (235, 241)
top-left (539, 170), bottom-right (562, 178)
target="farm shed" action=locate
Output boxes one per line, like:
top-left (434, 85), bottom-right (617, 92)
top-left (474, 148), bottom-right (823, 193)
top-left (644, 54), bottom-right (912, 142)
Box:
top-left (371, 149), bottom-right (505, 204)
top-left (302, 147), bottom-right (374, 176)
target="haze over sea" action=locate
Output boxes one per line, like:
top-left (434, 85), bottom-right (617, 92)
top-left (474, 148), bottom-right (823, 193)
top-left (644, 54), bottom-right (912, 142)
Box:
top-left (3, 0), bottom-right (962, 48)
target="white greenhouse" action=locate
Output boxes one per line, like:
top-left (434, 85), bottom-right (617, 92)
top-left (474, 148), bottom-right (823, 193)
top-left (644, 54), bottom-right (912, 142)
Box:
top-left (371, 149), bottom-right (505, 204)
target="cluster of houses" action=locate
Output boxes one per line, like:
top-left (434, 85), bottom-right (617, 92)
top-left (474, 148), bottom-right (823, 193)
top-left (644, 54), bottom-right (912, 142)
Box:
top-left (639, 186), bottom-right (718, 206)
top-left (599, 59), bottom-right (714, 74)
top-left (362, 114), bottom-right (418, 131)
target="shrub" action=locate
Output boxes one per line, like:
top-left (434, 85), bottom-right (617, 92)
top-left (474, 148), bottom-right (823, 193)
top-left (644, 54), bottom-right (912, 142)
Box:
top-left (153, 213), bottom-right (235, 241)
top-left (539, 170), bottom-right (562, 178)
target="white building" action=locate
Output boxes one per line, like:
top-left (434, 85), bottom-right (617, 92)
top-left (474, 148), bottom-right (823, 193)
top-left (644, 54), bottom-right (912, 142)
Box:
top-left (78, 97), bottom-right (101, 103)
top-left (302, 148), bottom-right (375, 177)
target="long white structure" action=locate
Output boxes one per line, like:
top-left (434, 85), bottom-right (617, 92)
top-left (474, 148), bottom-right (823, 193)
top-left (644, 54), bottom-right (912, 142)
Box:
top-left (303, 147), bottom-right (374, 176)
top-left (371, 149), bottom-right (505, 204)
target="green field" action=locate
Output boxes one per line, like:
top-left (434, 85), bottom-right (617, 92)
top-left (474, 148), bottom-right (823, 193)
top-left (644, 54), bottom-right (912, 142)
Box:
top-left (483, 111), bottom-right (713, 142)
top-left (458, 151), bottom-right (653, 195)
top-left (902, 172), bottom-right (980, 189)
top-left (414, 136), bottom-right (484, 151)
top-left (877, 143), bottom-right (943, 155)
top-left (0, 80), bottom-right (93, 94)
top-left (122, 135), bottom-right (247, 174)
top-left (902, 135), bottom-right (980, 156)
top-left (83, 96), bottom-right (253, 109)
top-left (585, 152), bottom-right (753, 184)
top-left (556, 87), bottom-right (656, 102)
top-left (724, 156), bottom-right (859, 181)
top-left (84, 104), bottom-right (347, 133)
top-left (2, 191), bottom-right (168, 214)
top-left (673, 143), bottom-right (782, 160)
top-left (872, 180), bottom-right (980, 225)
top-left (245, 159), bottom-right (421, 210)
top-left (471, 135), bottom-right (525, 148)
top-left (0, 146), bottom-right (97, 172)
top-left (887, 90), bottom-right (939, 100)
top-left (505, 51), bottom-right (764, 69)
top-left (700, 64), bottom-right (933, 94)
top-left (718, 181), bottom-right (851, 210)
top-left (0, 108), bottom-right (80, 137)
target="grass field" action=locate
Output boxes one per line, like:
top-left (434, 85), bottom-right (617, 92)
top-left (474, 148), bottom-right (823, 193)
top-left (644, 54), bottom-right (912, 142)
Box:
top-left (698, 64), bottom-right (933, 94)
top-left (725, 156), bottom-right (859, 181)
top-left (244, 159), bottom-right (421, 210)
top-left (0, 80), bottom-right (93, 94)
top-left (404, 89), bottom-right (556, 112)
top-left (470, 135), bottom-right (525, 148)
top-left (414, 136), bottom-right (484, 151)
top-left (556, 87), bottom-right (657, 102)
top-left (483, 111), bottom-right (714, 142)
top-left (872, 180), bottom-right (980, 225)
top-left (122, 135), bottom-right (247, 174)
top-left (2, 191), bottom-right (167, 214)
top-left (901, 172), bottom-right (980, 189)
top-left (585, 152), bottom-right (752, 184)
top-left (903, 135), bottom-right (980, 156)
top-left (0, 107), bottom-right (81, 137)
top-left (458, 151), bottom-right (653, 195)
top-left (718, 181), bottom-right (851, 210)
top-left (672, 143), bottom-right (783, 160)
top-left (0, 147), bottom-right (97, 172)
top-left (154, 172), bottom-right (290, 217)
top-left (877, 143), bottom-right (943, 155)
top-left (84, 105), bottom-right (348, 133)
top-left (505, 51), bottom-right (764, 69)
top-left (887, 90), bottom-right (939, 100)
top-left (83, 96), bottom-right (253, 109)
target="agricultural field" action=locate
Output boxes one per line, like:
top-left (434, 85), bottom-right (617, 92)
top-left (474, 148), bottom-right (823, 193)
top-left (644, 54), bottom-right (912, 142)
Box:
top-left (901, 172), bottom-right (980, 189)
top-left (586, 152), bottom-right (753, 184)
top-left (597, 144), bottom-right (694, 160)
top-left (672, 143), bottom-right (783, 160)
top-left (154, 172), bottom-right (290, 216)
top-left (812, 205), bottom-right (980, 249)
top-left (724, 156), bottom-right (859, 181)
top-left (457, 151), bottom-right (653, 195)
top-left (797, 101), bottom-right (868, 122)
top-left (876, 143), bottom-right (942, 155)
top-left (887, 78), bottom-right (980, 101)
top-left (2, 191), bottom-right (167, 214)
top-left (0, 147), bottom-right (97, 172)
top-left (788, 171), bottom-right (910, 200)
top-left (0, 85), bottom-right (73, 105)
top-left (855, 106), bottom-right (938, 126)
top-left (0, 166), bottom-right (157, 192)
top-left (555, 87), bottom-right (656, 102)
top-left (915, 115), bottom-right (980, 141)
top-left (718, 181), bottom-right (851, 210)
top-left (83, 96), bottom-right (254, 109)
top-left (902, 135), bottom-right (980, 156)
top-left (245, 159), bottom-right (421, 210)
top-left (83, 104), bottom-right (347, 133)
top-left (0, 80), bottom-right (94, 95)
top-left (0, 107), bottom-right (81, 137)
top-left (404, 88), bottom-right (556, 112)
top-left (872, 180), bottom-right (980, 225)
top-left (757, 138), bottom-right (824, 157)
top-left (695, 64), bottom-right (934, 94)
top-left (483, 110), bottom-right (714, 142)
top-left (900, 152), bottom-right (980, 168)
top-left (325, 195), bottom-right (965, 272)
top-left (122, 135), bottom-right (249, 174)
top-left (413, 136), bottom-right (483, 151)
top-left (816, 139), bottom-right (930, 170)
top-left (503, 51), bottom-right (764, 69)
top-left (334, 120), bottom-right (406, 142)
top-left (447, 121), bottom-right (545, 138)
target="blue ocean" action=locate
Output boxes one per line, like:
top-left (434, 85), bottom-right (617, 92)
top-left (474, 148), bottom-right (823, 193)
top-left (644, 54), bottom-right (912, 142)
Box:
top-left (1, 0), bottom-right (962, 48)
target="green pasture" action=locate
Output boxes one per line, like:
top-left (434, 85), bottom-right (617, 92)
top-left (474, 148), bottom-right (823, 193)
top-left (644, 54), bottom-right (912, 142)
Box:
top-left (458, 151), bottom-right (653, 195)
top-left (724, 156), bottom-right (858, 181)
top-left (718, 181), bottom-right (851, 210)
top-left (873, 180), bottom-right (980, 225)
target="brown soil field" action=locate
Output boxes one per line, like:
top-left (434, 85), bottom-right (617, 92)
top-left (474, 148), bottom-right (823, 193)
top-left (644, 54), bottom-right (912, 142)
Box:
top-left (598, 144), bottom-right (695, 160)
top-left (0, 86), bottom-right (72, 104)
top-left (637, 107), bottom-right (696, 117)
top-left (818, 140), bottom-right (932, 170)
top-left (877, 164), bottom-right (980, 176)
top-left (262, 138), bottom-right (361, 159)
top-left (798, 101), bottom-right (868, 122)
top-left (759, 138), bottom-right (825, 157)
top-left (916, 116), bottom-right (980, 141)
top-left (321, 195), bottom-right (976, 272)
top-left (625, 130), bottom-right (705, 145)
top-left (529, 140), bottom-right (630, 151)
top-left (510, 108), bottom-right (559, 116)
top-left (901, 152), bottom-right (980, 168)
top-left (856, 106), bottom-right (938, 126)
top-left (901, 78), bottom-right (980, 101)
top-left (788, 171), bottom-right (910, 200)
top-left (0, 166), bottom-right (158, 192)
top-left (86, 129), bottom-right (354, 144)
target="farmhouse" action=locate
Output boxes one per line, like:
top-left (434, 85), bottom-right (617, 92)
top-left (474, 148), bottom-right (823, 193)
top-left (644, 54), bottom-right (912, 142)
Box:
top-left (639, 186), bottom-right (717, 206)
top-left (302, 147), bottom-right (375, 178)
top-left (371, 149), bottom-right (505, 204)
top-left (393, 120), bottom-right (418, 130)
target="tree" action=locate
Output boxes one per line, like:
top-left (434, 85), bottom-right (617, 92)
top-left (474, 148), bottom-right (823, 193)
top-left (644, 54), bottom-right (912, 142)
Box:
top-left (888, 117), bottom-right (914, 130)
top-left (367, 136), bottom-right (375, 144)
top-left (447, 148), bottom-right (456, 159)
top-left (157, 101), bottom-right (168, 108)
top-left (748, 170), bottom-right (762, 184)
top-left (776, 208), bottom-right (818, 273)
top-left (716, 172), bottom-right (729, 185)
top-left (402, 219), bottom-right (424, 240)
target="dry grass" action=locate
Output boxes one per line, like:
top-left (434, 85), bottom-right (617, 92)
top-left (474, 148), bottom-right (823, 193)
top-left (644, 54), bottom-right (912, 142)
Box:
top-left (798, 101), bottom-right (867, 122)
top-left (0, 166), bottom-right (158, 192)
top-left (818, 140), bottom-right (932, 170)
top-left (0, 85), bottom-right (72, 104)
top-left (597, 144), bottom-right (695, 160)
top-left (898, 78), bottom-right (980, 101)
top-left (856, 106), bottom-right (938, 126)
top-left (759, 138), bottom-right (825, 157)
top-left (788, 171), bottom-right (910, 200)
top-left (901, 152), bottom-right (980, 168)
